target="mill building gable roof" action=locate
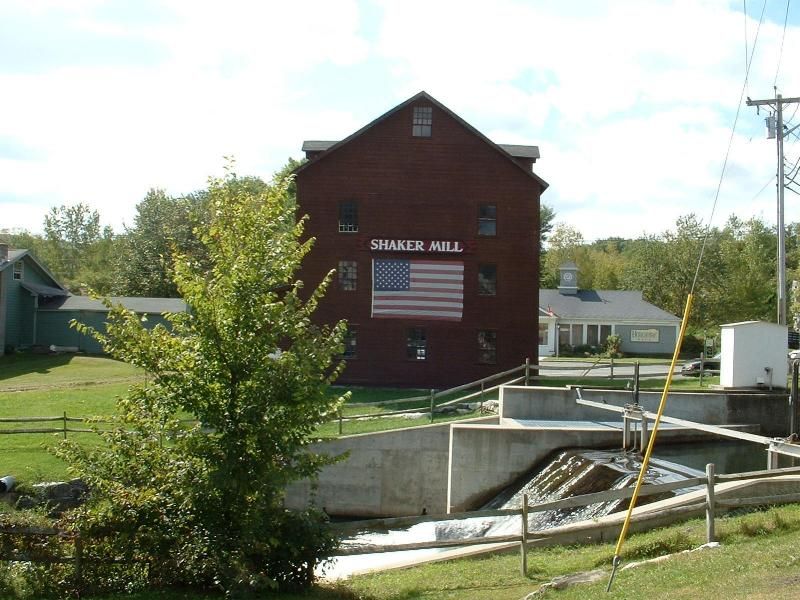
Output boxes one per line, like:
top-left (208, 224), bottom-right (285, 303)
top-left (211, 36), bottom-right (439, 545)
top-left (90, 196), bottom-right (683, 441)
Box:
top-left (296, 91), bottom-right (548, 191)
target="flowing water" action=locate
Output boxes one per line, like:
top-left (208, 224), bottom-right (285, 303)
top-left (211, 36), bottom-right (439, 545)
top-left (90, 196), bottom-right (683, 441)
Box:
top-left (321, 446), bottom-right (707, 579)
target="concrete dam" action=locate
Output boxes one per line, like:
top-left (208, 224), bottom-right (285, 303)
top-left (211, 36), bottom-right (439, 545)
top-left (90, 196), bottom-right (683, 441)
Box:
top-left (285, 385), bottom-right (792, 518)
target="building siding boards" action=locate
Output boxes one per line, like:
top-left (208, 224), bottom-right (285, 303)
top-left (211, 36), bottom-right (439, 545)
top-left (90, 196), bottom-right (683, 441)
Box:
top-left (297, 93), bottom-right (544, 387)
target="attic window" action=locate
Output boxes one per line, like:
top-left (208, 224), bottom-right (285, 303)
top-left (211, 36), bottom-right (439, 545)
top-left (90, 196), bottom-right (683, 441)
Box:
top-left (412, 106), bottom-right (432, 137)
top-left (12, 261), bottom-right (23, 280)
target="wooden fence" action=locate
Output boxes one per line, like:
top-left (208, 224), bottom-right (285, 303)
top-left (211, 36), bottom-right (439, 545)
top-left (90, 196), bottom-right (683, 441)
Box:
top-left (0, 357), bottom-right (705, 439)
top-left (329, 463), bottom-right (800, 575)
top-left (3, 464), bottom-right (800, 577)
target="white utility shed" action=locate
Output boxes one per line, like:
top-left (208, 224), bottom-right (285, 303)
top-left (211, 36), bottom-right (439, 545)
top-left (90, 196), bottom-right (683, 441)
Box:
top-left (720, 321), bottom-right (787, 389)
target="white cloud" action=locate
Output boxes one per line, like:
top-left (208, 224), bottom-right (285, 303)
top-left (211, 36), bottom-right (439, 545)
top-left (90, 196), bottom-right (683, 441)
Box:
top-left (0, 0), bottom-right (798, 240)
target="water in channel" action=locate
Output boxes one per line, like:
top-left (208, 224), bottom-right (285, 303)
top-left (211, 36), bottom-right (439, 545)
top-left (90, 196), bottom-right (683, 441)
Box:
top-left (321, 443), bottom-right (726, 580)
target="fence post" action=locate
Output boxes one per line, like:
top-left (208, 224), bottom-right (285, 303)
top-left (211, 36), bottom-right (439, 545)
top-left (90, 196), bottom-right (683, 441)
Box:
top-left (430, 389), bottom-right (435, 424)
top-left (525, 358), bottom-right (530, 386)
top-left (63, 411), bottom-right (68, 440)
top-left (705, 463), bottom-right (716, 543)
top-left (520, 493), bottom-right (529, 577)
top-left (699, 351), bottom-right (705, 387)
top-left (480, 380), bottom-right (485, 413)
top-left (639, 412), bottom-right (648, 454)
top-left (338, 409), bottom-right (343, 436)
top-left (633, 361), bottom-right (640, 405)
top-left (610, 356), bottom-right (614, 380)
top-left (74, 531), bottom-right (83, 589)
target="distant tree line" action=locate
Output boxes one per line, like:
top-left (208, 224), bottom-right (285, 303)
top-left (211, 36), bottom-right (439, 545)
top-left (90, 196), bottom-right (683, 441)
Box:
top-left (0, 159), bottom-right (302, 297)
top-left (1, 174), bottom-right (794, 335)
top-left (541, 213), bottom-right (798, 335)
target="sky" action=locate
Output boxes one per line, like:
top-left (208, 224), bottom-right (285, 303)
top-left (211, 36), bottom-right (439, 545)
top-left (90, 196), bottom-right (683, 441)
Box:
top-left (1, 0), bottom-right (800, 243)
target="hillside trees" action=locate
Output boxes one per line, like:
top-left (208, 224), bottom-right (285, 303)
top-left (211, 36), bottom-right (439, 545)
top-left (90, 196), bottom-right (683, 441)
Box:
top-left (58, 168), bottom-right (347, 594)
top-left (113, 188), bottom-right (209, 297)
top-left (41, 203), bottom-right (117, 293)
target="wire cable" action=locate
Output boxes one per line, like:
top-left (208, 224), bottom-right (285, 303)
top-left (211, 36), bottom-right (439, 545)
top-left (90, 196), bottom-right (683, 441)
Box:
top-left (606, 0), bottom-right (769, 592)
top-left (774, 0), bottom-right (792, 89)
top-left (690, 0), bottom-right (767, 293)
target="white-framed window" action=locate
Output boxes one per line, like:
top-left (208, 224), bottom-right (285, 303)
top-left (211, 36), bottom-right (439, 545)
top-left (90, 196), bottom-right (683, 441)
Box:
top-left (338, 201), bottom-right (358, 233)
top-left (538, 323), bottom-right (549, 345)
top-left (412, 106), bottom-right (432, 137)
top-left (478, 204), bottom-right (497, 236)
top-left (407, 328), bottom-right (427, 360)
top-left (12, 261), bottom-right (23, 280)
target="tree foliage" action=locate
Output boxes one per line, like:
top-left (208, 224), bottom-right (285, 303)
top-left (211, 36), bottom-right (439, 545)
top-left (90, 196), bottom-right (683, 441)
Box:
top-left (113, 188), bottom-right (209, 297)
top-left (39, 203), bottom-right (117, 293)
top-left (58, 168), bottom-right (347, 594)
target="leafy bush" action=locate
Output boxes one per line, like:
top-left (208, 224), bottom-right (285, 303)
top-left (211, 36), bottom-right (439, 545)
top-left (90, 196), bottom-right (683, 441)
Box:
top-left (54, 169), bottom-right (346, 595)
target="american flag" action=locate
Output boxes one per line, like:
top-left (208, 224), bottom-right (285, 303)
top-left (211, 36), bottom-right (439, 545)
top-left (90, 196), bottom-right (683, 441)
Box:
top-left (372, 259), bottom-right (464, 321)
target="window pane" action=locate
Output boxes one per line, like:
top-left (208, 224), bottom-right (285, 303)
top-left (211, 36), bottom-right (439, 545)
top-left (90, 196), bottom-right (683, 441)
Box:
top-left (586, 325), bottom-right (599, 346)
top-left (478, 330), bottom-right (497, 364)
top-left (412, 106), bottom-right (432, 137)
top-left (571, 324), bottom-right (583, 346)
top-left (478, 264), bottom-right (497, 295)
top-left (338, 260), bottom-right (357, 291)
top-left (600, 325), bottom-right (612, 345)
top-left (407, 328), bottom-right (427, 360)
top-left (12, 261), bottom-right (23, 280)
top-left (478, 204), bottom-right (496, 236)
top-left (538, 323), bottom-right (549, 345)
top-left (342, 329), bottom-right (357, 359)
top-left (339, 201), bottom-right (358, 233)
top-left (558, 324), bottom-right (570, 347)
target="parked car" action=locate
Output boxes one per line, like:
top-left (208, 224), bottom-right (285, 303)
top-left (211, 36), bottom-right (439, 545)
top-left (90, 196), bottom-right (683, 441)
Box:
top-left (680, 353), bottom-right (721, 376)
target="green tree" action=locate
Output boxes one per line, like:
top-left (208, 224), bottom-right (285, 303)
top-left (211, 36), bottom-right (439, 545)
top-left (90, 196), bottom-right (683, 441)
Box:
top-left (623, 214), bottom-right (724, 330)
top-left (541, 223), bottom-right (585, 287)
top-left (717, 216), bottom-right (775, 324)
top-left (41, 203), bottom-right (107, 289)
top-left (59, 168), bottom-right (346, 594)
top-left (113, 188), bottom-right (208, 297)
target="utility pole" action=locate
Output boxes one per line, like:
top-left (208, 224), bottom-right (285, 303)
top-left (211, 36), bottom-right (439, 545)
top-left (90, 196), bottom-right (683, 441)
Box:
top-left (747, 93), bottom-right (800, 326)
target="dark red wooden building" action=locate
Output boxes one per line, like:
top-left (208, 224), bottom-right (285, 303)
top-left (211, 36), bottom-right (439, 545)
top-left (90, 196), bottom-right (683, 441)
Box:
top-left (295, 92), bottom-right (548, 388)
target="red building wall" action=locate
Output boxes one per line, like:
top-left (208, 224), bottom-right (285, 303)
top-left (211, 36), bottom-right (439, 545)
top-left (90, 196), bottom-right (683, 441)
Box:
top-left (296, 94), bottom-right (544, 388)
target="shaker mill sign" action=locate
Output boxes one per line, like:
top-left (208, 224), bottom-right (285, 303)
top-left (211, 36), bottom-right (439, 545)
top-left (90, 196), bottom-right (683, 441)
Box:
top-left (367, 238), bottom-right (471, 254)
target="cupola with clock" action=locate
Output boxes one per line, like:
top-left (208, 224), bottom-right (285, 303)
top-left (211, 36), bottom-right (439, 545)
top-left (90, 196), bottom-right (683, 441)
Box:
top-left (557, 261), bottom-right (579, 295)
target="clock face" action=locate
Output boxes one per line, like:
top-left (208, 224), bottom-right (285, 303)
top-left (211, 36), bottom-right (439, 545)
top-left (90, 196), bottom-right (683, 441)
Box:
top-left (563, 272), bottom-right (574, 282)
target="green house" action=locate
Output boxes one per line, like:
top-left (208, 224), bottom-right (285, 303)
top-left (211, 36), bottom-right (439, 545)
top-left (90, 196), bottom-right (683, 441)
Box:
top-left (0, 244), bottom-right (186, 355)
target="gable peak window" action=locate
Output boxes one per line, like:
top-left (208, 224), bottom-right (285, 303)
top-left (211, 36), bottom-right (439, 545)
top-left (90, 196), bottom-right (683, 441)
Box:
top-left (339, 201), bottom-right (358, 233)
top-left (12, 261), bottom-right (23, 280)
top-left (412, 106), bottom-right (432, 137)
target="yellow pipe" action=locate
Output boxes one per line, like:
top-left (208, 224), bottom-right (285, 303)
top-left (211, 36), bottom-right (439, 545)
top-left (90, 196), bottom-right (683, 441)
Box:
top-left (610, 293), bottom-right (694, 566)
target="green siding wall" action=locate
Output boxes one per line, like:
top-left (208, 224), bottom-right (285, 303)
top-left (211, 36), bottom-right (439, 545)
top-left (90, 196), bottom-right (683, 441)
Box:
top-left (36, 311), bottom-right (174, 355)
top-left (36, 311), bottom-right (106, 353)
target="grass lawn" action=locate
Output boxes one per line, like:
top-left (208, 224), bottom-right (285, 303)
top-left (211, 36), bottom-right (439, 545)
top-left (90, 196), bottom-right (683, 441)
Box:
top-left (70, 504), bottom-right (800, 599)
top-left (315, 504), bottom-right (800, 600)
top-left (0, 353), bottom-right (720, 483)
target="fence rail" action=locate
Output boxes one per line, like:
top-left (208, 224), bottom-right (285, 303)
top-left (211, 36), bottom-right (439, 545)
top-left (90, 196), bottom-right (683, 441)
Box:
top-left (4, 468), bottom-right (800, 574)
top-left (328, 462), bottom-right (800, 576)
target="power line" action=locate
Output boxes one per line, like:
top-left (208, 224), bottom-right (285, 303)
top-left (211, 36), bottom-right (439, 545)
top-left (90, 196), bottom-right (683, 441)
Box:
top-left (774, 0), bottom-right (792, 88)
top-left (691, 0), bottom-right (767, 293)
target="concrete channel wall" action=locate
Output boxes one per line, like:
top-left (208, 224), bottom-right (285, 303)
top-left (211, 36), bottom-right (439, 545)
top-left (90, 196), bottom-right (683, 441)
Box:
top-left (285, 386), bottom-right (789, 518)
top-left (284, 416), bottom-right (498, 518)
top-left (499, 386), bottom-right (790, 436)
